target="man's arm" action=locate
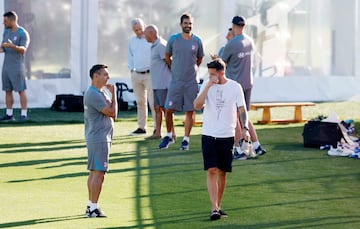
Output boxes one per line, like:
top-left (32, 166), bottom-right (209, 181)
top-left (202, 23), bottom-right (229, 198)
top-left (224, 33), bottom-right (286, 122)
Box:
top-left (101, 84), bottom-right (118, 120)
top-left (1, 40), bottom-right (26, 54)
top-left (165, 52), bottom-right (172, 69)
top-left (196, 56), bottom-right (203, 67)
top-left (193, 77), bottom-right (217, 110)
top-left (238, 106), bottom-right (250, 140)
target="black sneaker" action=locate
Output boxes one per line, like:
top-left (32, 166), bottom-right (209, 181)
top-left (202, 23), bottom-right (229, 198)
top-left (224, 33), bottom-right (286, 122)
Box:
top-left (210, 209), bottom-right (221, 221)
top-left (218, 209), bottom-right (228, 218)
top-left (130, 128), bottom-right (146, 135)
top-left (87, 208), bottom-right (107, 218)
top-left (255, 145), bottom-right (267, 156)
top-left (0, 114), bottom-right (15, 122)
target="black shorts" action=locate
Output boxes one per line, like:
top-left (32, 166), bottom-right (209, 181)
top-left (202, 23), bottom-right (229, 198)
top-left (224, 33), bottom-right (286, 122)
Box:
top-left (202, 135), bottom-right (234, 172)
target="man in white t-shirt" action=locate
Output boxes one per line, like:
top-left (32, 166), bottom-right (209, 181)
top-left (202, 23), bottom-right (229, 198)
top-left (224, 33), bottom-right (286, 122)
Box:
top-left (194, 58), bottom-right (249, 221)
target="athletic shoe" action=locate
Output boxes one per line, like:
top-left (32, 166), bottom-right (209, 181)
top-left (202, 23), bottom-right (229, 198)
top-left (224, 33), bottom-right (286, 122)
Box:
top-left (255, 145), bottom-right (267, 156)
top-left (159, 136), bottom-right (174, 149)
top-left (218, 209), bottom-right (228, 218)
top-left (19, 115), bottom-right (28, 121)
top-left (87, 208), bottom-right (107, 218)
top-left (349, 152), bottom-right (359, 159)
top-left (241, 140), bottom-right (251, 155)
top-left (327, 146), bottom-right (353, 157)
top-left (233, 148), bottom-right (247, 160)
top-left (179, 140), bottom-right (189, 150)
top-left (130, 128), bottom-right (146, 135)
top-left (0, 114), bottom-right (15, 122)
top-left (242, 142), bottom-right (257, 159)
top-left (210, 209), bottom-right (221, 221)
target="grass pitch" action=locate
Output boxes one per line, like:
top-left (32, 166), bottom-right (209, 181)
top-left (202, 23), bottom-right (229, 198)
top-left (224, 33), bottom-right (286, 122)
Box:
top-left (0, 101), bottom-right (360, 229)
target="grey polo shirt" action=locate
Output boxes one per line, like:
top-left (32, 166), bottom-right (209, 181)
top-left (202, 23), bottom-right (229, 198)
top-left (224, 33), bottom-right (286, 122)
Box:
top-left (149, 37), bottom-right (171, 89)
top-left (221, 34), bottom-right (254, 90)
top-left (165, 33), bottom-right (204, 83)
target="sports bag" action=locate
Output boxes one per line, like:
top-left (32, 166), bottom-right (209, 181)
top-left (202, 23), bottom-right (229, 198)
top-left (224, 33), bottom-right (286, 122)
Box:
top-left (51, 94), bottom-right (84, 112)
top-left (302, 121), bottom-right (343, 148)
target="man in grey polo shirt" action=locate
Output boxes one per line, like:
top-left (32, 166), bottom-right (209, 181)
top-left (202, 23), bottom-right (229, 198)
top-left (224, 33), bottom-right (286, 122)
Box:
top-left (0, 11), bottom-right (30, 121)
top-left (84, 64), bottom-right (117, 218)
top-left (159, 13), bottom-right (204, 150)
top-left (221, 16), bottom-right (267, 159)
top-left (144, 24), bottom-right (173, 139)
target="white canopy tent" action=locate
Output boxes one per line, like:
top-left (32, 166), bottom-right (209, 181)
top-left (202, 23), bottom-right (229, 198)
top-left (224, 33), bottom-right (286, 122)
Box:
top-left (0, 0), bottom-right (359, 109)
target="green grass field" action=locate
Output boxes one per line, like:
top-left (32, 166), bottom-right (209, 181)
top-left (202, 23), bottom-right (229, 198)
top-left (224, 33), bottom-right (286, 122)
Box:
top-left (1, 101), bottom-right (360, 229)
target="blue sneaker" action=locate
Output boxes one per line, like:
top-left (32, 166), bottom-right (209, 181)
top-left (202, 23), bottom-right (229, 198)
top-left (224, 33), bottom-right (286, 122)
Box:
top-left (180, 140), bottom-right (189, 150)
top-left (233, 148), bottom-right (247, 160)
top-left (19, 115), bottom-right (28, 121)
top-left (0, 114), bottom-right (15, 122)
top-left (255, 145), bottom-right (267, 156)
top-left (159, 136), bottom-right (174, 149)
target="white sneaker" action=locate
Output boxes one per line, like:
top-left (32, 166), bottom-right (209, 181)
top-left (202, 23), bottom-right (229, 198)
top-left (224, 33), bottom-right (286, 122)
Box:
top-left (327, 146), bottom-right (353, 157)
top-left (241, 141), bottom-right (257, 159)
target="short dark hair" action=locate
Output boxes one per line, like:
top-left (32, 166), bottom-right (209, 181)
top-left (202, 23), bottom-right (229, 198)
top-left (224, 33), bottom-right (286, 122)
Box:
top-left (89, 64), bottom-right (108, 79)
top-left (207, 59), bottom-right (226, 71)
top-left (180, 13), bottom-right (192, 24)
top-left (3, 11), bottom-right (17, 21)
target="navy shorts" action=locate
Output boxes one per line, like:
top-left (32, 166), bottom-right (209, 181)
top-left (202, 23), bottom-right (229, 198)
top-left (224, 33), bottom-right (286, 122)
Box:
top-left (202, 135), bottom-right (234, 172)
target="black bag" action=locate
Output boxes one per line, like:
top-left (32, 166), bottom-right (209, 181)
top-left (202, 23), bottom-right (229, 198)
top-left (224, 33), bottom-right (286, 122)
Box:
top-left (51, 94), bottom-right (84, 112)
top-left (302, 121), bottom-right (343, 148)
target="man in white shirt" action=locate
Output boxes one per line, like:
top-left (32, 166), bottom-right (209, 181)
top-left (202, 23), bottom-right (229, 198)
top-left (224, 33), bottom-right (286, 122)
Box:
top-left (194, 58), bottom-right (249, 220)
top-left (128, 18), bottom-right (156, 135)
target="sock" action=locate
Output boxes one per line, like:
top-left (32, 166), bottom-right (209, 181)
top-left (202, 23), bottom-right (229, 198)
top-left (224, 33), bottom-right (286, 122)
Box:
top-left (253, 141), bottom-right (260, 149)
top-left (6, 109), bottom-right (13, 116)
top-left (88, 200), bottom-right (91, 206)
top-left (21, 109), bottom-right (27, 117)
top-left (89, 202), bottom-right (98, 211)
top-left (183, 136), bottom-right (190, 142)
top-left (236, 146), bottom-right (241, 153)
top-left (167, 132), bottom-right (173, 138)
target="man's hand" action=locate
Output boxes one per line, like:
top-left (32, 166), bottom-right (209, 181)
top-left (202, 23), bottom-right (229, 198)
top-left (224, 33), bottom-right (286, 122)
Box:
top-left (207, 75), bottom-right (219, 88)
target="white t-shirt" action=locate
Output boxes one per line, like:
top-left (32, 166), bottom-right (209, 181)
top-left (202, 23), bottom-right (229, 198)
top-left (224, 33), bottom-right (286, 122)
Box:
top-left (199, 79), bottom-right (245, 138)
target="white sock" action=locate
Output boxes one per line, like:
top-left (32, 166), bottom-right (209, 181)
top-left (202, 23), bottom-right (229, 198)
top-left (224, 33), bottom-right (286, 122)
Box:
top-left (88, 200), bottom-right (91, 206)
top-left (167, 132), bottom-right (173, 138)
top-left (6, 109), bottom-right (13, 116)
top-left (253, 141), bottom-right (260, 149)
top-left (183, 136), bottom-right (190, 142)
top-left (21, 109), bottom-right (27, 117)
top-left (89, 202), bottom-right (98, 211)
top-left (236, 146), bottom-right (241, 153)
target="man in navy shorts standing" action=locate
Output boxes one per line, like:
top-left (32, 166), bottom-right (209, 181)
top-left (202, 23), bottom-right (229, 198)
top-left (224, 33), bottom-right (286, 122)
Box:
top-left (159, 13), bottom-right (204, 150)
top-left (194, 58), bottom-right (249, 220)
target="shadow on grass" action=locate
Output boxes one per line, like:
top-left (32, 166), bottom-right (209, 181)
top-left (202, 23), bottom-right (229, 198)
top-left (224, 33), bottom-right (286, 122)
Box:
top-left (0, 215), bottom-right (86, 228)
top-left (204, 215), bottom-right (360, 229)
